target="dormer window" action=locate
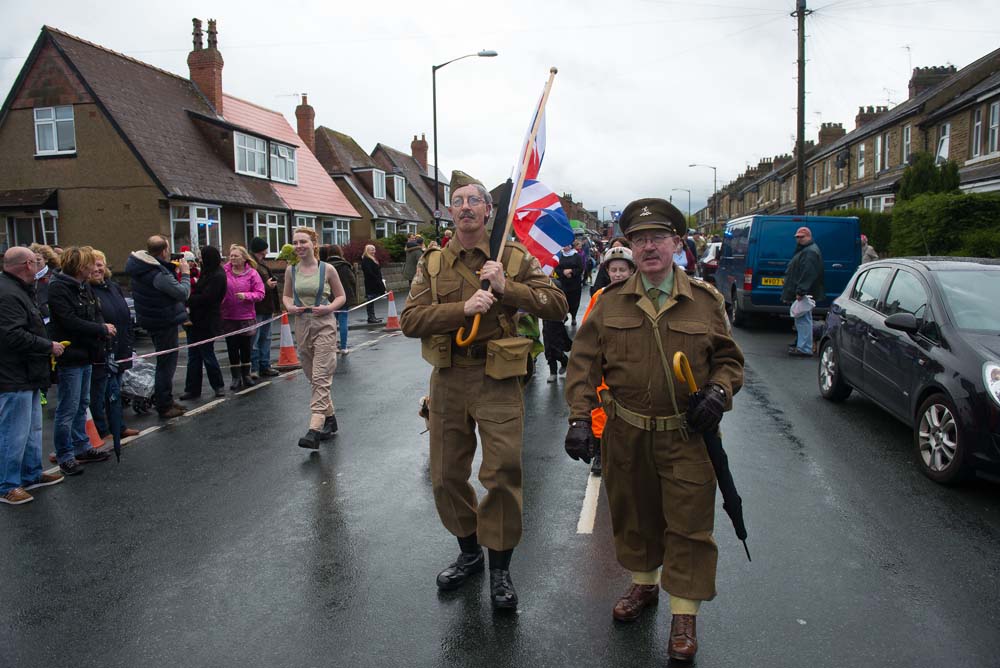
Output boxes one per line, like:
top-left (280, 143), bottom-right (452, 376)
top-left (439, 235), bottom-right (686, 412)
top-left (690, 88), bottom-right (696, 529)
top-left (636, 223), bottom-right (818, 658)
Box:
top-left (34, 106), bottom-right (76, 155)
top-left (393, 175), bottom-right (406, 204)
top-left (270, 144), bottom-right (297, 184)
top-left (373, 169), bottom-right (386, 199)
top-left (235, 132), bottom-right (267, 177)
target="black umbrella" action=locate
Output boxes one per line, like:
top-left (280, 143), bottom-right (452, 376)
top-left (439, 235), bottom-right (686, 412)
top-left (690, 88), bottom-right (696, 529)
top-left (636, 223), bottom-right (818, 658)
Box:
top-left (673, 352), bottom-right (751, 561)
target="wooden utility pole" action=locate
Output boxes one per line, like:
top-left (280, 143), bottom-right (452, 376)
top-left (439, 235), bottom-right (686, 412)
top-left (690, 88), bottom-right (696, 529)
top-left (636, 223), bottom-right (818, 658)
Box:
top-left (793, 0), bottom-right (811, 215)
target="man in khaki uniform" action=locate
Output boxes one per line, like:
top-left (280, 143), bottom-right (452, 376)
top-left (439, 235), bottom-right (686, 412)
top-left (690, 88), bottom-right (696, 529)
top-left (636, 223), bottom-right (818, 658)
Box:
top-left (564, 198), bottom-right (744, 662)
top-left (400, 172), bottom-right (568, 610)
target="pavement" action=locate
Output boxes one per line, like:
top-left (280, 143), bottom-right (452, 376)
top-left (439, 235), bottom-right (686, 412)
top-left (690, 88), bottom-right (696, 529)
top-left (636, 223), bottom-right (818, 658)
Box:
top-left (3, 299), bottom-right (999, 668)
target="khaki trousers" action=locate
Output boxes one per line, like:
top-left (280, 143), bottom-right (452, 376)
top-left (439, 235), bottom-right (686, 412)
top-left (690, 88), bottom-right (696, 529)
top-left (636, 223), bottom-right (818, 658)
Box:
top-left (428, 364), bottom-right (524, 551)
top-left (294, 312), bottom-right (338, 430)
top-left (602, 415), bottom-right (719, 601)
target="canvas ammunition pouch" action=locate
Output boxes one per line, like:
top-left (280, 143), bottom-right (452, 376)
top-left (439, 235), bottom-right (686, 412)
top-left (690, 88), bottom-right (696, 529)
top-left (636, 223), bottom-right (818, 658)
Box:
top-left (421, 333), bottom-right (453, 368)
top-left (600, 389), bottom-right (686, 433)
top-left (485, 337), bottom-right (533, 380)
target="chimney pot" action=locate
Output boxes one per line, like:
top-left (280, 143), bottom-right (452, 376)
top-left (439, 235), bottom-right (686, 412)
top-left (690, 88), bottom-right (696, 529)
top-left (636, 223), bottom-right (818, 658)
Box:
top-left (207, 19), bottom-right (218, 49)
top-left (188, 18), bottom-right (225, 116)
top-left (411, 133), bottom-right (429, 172)
top-left (192, 18), bottom-right (203, 50)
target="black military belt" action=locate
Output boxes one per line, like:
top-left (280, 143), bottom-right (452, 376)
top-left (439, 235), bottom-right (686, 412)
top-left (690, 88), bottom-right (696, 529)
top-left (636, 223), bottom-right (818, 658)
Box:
top-left (453, 342), bottom-right (488, 360)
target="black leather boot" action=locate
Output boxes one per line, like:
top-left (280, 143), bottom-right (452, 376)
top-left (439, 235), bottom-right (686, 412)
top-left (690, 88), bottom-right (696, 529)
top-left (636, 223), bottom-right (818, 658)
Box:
top-left (436, 534), bottom-right (484, 590)
top-left (229, 368), bottom-right (244, 391)
top-left (241, 364), bottom-right (256, 387)
top-left (488, 549), bottom-right (517, 610)
top-left (298, 429), bottom-right (321, 449)
top-left (319, 414), bottom-right (338, 439)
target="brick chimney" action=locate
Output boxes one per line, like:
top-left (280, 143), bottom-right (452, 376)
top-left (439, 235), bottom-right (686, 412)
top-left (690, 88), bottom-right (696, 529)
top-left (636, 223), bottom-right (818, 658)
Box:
top-left (187, 18), bottom-right (225, 116)
top-left (411, 133), bottom-right (428, 172)
top-left (855, 105), bottom-right (888, 129)
top-left (295, 94), bottom-right (315, 153)
top-left (818, 122), bottom-right (846, 147)
top-left (909, 65), bottom-right (956, 99)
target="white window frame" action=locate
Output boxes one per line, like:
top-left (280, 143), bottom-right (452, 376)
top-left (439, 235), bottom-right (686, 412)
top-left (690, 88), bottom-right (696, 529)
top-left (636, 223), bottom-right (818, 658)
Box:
top-left (320, 218), bottom-right (351, 246)
top-left (823, 160), bottom-right (831, 191)
top-left (373, 169), bottom-right (386, 200)
top-left (170, 203), bottom-right (222, 253)
top-left (857, 142), bottom-right (866, 179)
top-left (864, 194), bottom-right (895, 213)
top-left (936, 123), bottom-right (951, 164)
top-left (235, 132), bottom-right (268, 178)
top-left (34, 106), bottom-right (76, 155)
top-left (374, 219), bottom-right (397, 239)
top-left (294, 214), bottom-right (316, 230)
top-left (270, 144), bottom-right (298, 184)
top-left (989, 102), bottom-right (1000, 154)
top-left (874, 135), bottom-right (883, 173)
top-left (902, 125), bottom-right (911, 164)
top-left (971, 108), bottom-right (983, 158)
top-left (393, 175), bottom-right (406, 204)
top-left (245, 210), bottom-right (289, 252)
top-left (442, 185), bottom-right (450, 210)
top-left (881, 132), bottom-right (890, 171)
top-left (404, 222), bottom-right (419, 236)
top-left (5, 211), bottom-right (59, 247)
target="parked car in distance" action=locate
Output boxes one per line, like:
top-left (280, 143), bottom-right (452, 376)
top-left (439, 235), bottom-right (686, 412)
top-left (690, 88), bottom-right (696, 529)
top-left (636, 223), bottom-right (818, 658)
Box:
top-left (715, 215), bottom-right (860, 326)
top-left (699, 242), bottom-right (721, 283)
top-left (818, 257), bottom-right (1000, 484)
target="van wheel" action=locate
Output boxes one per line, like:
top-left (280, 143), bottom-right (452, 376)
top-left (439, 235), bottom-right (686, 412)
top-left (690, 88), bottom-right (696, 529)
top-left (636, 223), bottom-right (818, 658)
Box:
top-left (915, 393), bottom-right (969, 485)
top-left (731, 290), bottom-right (749, 327)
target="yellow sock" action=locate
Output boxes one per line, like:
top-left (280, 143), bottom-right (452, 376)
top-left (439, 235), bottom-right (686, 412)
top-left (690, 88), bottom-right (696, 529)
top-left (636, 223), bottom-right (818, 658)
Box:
top-left (631, 569), bottom-right (660, 586)
top-left (669, 595), bottom-right (701, 616)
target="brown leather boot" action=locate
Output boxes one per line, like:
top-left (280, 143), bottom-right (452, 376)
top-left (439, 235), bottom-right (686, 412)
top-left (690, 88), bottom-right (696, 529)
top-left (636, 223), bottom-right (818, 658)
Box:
top-left (612, 583), bottom-right (659, 622)
top-left (669, 614), bottom-right (698, 662)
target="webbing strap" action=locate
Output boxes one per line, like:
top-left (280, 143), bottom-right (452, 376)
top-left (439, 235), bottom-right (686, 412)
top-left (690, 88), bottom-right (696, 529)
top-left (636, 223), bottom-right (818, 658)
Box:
top-left (599, 389), bottom-right (685, 433)
top-left (290, 263), bottom-right (329, 307)
top-left (648, 318), bottom-right (689, 441)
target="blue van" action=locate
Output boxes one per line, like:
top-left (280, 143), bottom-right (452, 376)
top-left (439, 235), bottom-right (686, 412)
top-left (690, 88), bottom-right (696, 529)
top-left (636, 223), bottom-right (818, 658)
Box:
top-left (715, 215), bottom-right (860, 326)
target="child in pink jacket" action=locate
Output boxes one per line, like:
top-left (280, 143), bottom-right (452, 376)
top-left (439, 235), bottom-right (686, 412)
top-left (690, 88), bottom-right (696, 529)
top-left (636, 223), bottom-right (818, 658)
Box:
top-left (220, 245), bottom-right (265, 389)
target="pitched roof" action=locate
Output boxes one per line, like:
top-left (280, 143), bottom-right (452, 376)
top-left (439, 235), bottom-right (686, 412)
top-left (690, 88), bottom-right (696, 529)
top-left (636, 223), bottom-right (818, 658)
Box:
top-left (31, 27), bottom-right (355, 217)
top-left (222, 97), bottom-right (357, 217)
top-left (925, 69), bottom-right (1000, 122)
top-left (314, 127), bottom-right (422, 223)
top-left (0, 187), bottom-right (57, 210)
top-left (373, 142), bottom-right (453, 222)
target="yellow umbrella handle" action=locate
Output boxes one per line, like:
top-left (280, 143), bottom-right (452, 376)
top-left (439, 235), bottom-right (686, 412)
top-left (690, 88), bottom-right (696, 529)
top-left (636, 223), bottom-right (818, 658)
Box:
top-left (672, 351), bottom-right (698, 393)
top-left (52, 341), bottom-right (71, 370)
top-left (455, 314), bottom-right (481, 348)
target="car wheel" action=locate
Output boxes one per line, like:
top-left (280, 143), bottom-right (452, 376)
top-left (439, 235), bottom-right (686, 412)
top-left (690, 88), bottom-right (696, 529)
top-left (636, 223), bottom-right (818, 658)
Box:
top-left (731, 289), bottom-right (749, 327)
top-left (818, 340), bottom-right (852, 401)
top-left (914, 393), bottom-right (969, 484)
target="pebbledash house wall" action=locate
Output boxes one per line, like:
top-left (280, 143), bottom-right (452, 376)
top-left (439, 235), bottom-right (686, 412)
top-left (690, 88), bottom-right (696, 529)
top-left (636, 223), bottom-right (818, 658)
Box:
top-left (0, 43), bottom-right (168, 265)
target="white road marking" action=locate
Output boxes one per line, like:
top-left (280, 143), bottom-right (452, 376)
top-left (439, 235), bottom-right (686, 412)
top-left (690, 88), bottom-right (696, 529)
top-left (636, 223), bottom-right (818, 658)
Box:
top-left (349, 331), bottom-right (402, 353)
top-left (235, 380), bottom-right (271, 396)
top-left (184, 398), bottom-right (225, 416)
top-left (576, 474), bottom-right (602, 534)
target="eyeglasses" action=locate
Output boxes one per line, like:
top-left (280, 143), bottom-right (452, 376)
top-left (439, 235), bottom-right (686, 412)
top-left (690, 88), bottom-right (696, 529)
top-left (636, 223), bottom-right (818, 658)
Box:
top-left (451, 195), bottom-right (485, 207)
top-left (630, 234), bottom-right (673, 247)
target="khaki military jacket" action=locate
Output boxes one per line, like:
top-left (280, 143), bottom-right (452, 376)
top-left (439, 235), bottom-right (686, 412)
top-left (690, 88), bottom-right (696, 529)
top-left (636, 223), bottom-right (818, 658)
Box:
top-left (565, 269), bottom-right (744, 422)
top-left (400, 237), bottom-right (568, 341)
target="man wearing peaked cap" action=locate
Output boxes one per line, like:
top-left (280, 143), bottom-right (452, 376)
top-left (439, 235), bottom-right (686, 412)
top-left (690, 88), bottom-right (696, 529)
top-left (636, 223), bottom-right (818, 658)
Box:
top-left (563, 196), bottom-right (744, 661)
top-left (400, 167), bottom-right (568, 611)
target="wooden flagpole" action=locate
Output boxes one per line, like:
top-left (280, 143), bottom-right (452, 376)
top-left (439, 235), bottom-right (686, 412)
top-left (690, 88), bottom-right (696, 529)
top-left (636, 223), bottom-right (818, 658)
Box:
top-left (455, 67), bottom-right (558, 347)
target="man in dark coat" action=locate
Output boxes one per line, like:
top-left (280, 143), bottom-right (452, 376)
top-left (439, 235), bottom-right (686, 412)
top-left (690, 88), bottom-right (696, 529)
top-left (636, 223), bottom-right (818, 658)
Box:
top-left (556, 240), bottom-right (586, 326)
top-left (781, 226), bottom-right (824, 357)
top-left (125, 235), bottom-right (191, 417)
top-left (249, 237), bottom-right (281, 379)
top-left (0, 247), bottom-right (66, 505)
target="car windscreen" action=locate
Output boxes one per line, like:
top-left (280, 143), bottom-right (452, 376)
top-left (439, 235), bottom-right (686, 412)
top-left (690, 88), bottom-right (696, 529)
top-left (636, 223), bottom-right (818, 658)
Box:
top-left (936, 270), bottom-right (1000, 332)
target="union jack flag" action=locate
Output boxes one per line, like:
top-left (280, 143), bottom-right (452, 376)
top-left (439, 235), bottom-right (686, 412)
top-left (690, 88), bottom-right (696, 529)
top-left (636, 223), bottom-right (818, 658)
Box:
top-left (509, 92), bottom-right (573, 273)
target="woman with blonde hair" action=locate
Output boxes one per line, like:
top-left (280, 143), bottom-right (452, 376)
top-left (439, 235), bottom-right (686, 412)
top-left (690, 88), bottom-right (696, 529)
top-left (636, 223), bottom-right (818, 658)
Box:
top-left (283, 227), bottom-right (347, 449)
top-left (220, 244), bottom-right (264, 390)
top-left (48, 246), bottom-right (116, 475)
top-left (360, 244), bottom-right (385, 324)
top-left (29, 243), bottom-right (59, 328)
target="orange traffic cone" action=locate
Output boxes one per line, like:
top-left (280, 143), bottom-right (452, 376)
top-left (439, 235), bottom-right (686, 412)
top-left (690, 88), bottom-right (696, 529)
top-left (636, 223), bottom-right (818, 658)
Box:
top-left (84, 407), bottom-right (104, 448)
top-left (276, 313), bottom-right (301, 370)
top-left (384, 291), bottom-right (401, 332)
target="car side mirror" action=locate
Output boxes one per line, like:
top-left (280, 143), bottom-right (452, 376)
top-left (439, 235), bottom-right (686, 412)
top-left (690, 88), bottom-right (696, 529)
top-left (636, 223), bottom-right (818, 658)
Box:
top-left (884, 312), bottom-right (919, 334)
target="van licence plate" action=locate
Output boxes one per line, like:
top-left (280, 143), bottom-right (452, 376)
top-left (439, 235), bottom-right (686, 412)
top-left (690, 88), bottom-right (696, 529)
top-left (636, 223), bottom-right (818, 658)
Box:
top-left (761, 277), bottom-right (784, 286)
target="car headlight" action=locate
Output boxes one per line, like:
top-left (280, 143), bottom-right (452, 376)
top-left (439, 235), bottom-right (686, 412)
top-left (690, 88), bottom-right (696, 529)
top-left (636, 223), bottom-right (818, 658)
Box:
top-left (983, 362), bottom-right (1000, 408)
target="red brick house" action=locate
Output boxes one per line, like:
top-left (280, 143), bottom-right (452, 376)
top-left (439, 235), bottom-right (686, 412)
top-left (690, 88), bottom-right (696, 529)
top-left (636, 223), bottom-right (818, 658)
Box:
top-left (371, 139), bottom-right (454, 230)
top-left (0, 21), bottom-right (358, 264)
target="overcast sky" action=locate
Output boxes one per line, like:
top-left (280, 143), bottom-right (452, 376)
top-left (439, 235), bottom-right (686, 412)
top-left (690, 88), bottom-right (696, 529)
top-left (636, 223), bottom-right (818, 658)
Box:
top-left (3, 0), bottom-right (998, 218)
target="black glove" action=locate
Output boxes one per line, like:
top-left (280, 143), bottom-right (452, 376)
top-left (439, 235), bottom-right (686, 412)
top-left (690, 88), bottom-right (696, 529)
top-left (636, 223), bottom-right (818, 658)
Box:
top-left (686, 384), bottom-right (726, 433)
top-left (565, 420), bottom-right (593, 464)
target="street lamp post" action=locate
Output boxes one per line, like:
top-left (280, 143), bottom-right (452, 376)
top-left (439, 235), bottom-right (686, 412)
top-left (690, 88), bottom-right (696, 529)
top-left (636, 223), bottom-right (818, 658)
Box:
top-left (432, 50), bottom-right (498, 240)
top-left (688, 164), bottom-right (718, 232)
top-left (602, 205), bottom-right (619, 237)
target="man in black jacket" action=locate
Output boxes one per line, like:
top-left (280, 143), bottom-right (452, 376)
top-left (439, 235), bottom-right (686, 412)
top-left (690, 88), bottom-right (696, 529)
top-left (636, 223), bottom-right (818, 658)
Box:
top-left (125, 236), bottom-right (191, 418)
top-left (0, 247), bottom-right (66, 505)
top-left (781, 226), bottom-right (824, 357)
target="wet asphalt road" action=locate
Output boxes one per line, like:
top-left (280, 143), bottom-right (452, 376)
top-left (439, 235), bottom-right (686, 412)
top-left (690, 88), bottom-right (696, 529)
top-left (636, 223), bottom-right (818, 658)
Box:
top-left (3, 313), bottom-right (999, 668)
